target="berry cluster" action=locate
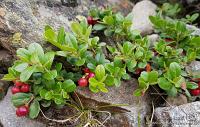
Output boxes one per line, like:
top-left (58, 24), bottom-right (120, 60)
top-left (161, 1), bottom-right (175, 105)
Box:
top-left (11, 81), bottom-right (30, 117)
top-left (11, 81), bottom-right (30, 94)
top-left (78, 68), bottom-right (95, 87)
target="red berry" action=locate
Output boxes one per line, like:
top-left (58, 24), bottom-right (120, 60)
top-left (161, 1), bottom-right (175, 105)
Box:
top-left (87, 16), bottom-right (98, 25)
top-left (16, 106), bottom-right (29, 117)
top-left (190, 89), bottom-right (200, 96)
top-left (78, 78), bottom-right (88, 87)
top-left (83, 68), bottom-right (90, 73)
top-left (88, 72), bottom-right (95, 78)
top-left (15, 81), bottom-right (24, 87)
top-left (11, 86), bottom-right (21, 94)
top-left (20, 84), bottom-right (30, 93)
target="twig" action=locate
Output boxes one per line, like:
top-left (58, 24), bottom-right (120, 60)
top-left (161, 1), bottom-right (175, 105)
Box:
top-left (152, 86), bottom-right (172, 107)
top-left (148, 101), bottom-right (155, 127)
top-left (74, 92), bottom-right (84, 110)
top-left (40, 109), bottom-right (77, 123)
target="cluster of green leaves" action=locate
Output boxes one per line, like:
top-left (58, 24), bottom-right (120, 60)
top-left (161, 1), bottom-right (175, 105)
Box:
top-left (44, 19), bottom-right (131, 92)
top-left (107, 38), bottom-right (153, 72)
top-left (44, 20), bottom-right (105, 67)
top-left (158, 62), bottom-right (198, 97)
top-left (3, 43), bottom-right (78, 118)
top-left (181, 13), bottom-right (199, 25)
top-left (150, 16), bottom-right (200, 62)
top-left (134, 71), bottom-right (158, 96)
top-left (157, 3), bottom-right (181, 18)
top-left (149, 16), bottom-right (191, 43)
top-left (139, 15), bottom-right (200, 97)
top-left (90, 8), bottom-right (133, 39)
top-left (3, 7), bottom-right (200, 119)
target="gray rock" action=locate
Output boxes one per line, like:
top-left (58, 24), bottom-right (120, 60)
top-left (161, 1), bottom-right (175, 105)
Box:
top-left (165, 94), bottom-right (188, 107)
top-left (74, 79), bottom-right (151, 127)
top-left (0, 87), bottom-right (46, 127)
top-left (186, 61), bottom-right (200, 79)
top-left (0, 0), bottom-right (133, 53)
top-left (148, 34), bottom-right (160, 47)
top-left (131, 0), bottom-right (157, 36)
top-left (186, 25), bottom-right (200, 36)
top-left (154, 101), bottom-right (200, 127)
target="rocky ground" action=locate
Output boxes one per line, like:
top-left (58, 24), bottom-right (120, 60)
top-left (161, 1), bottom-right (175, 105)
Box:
top-left (0, 0), bottom-right (200, 127)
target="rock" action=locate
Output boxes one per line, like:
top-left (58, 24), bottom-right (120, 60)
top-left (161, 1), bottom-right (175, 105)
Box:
top-left (131, 0), bottom-right (157, 36)
top-left (74, 79), bottom-right (152, 127)
top-left (0, 50), bottom-right (14, 73)
top-left (165, 94), bottom-right (188, 107)
top-left (0, 0), bottom-right (133, 53)
top-left (186, 61), bottom-right (200, 79)
top-left (186, 0), bottom-right (199, 4)
top-left (0, 87), bottom-right (45, 127)
top-left (186, 25), bottom-right (200, 36)
top-left (154, 101), bottom-right (200, 127)
top-left (0, 74), bottom-right (10, 100)
top-left (148, 34), bottom-right (160, 47)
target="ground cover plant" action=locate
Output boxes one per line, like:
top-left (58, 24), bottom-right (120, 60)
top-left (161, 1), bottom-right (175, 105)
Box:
top-left (2, 4), bottom-right (200, 125)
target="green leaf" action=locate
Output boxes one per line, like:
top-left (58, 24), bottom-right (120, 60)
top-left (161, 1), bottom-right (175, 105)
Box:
top-left (55, 63), bottom-right (62, 72)
top-left (166, 86), bottom-right (177, 97)
top-left (39, 89), bottom-right (47, 99)
top-left (56, 51), bottom-right (67, 57)
top-left (138, 62), bottom-right (147, 68)
top-left (71, 22), bottom-right (81, 35)
top-left (190, 37), bottom-right (200, 48)
top-left (104, 29), bottom-right (113, 36)
top-left (127, 59), bottom-right (137, 71)
top-left (75, 59), bottom-right (85, 66)
top-left (133, 89), bottom-right (143, 97)
top-left (93, 24), bottom-right (106, 31)
top-left (87, 63), bottom-right (96, 70)
top-left (14, 63), bottom-right (28, 72)
top-left (99, 86), bottom-right (108, 93)
top-left (57, 27), bottom-right (65, 44)
top-left (173, 76), bottom-right (185, 88)
top-left (89, 78), bottom-right (99, 93)
top-left (28, 43), bottom-right (44, 56)
top-left (11, 93), bottom-right (32, 107)
top-left (42, 52), bottom-right (55, 69)
top-left (115, 13), bottom-right (124, 22)
top-left (62, 79), bottom-right (76, 92)
top-left (148, 71), bottom-right (158, 84)
top-left (114, 78), bottom-right (121, 87)
top-left (16, 48), bottom-right (30, 62)
top-left (186, 82), bottom-right (198, 89)
top-left (103, 16), bottom-right (114, 25)
top-left (122, 73), bottom-right (131, 80)
top-left (95, 65), bottom-right (105, 81)
top-left (104, 75), bottom-right (115, 86)
top-left (29, 100), bottom-right (40, 119)
top-left (169, 62), bottom-right (181, 79)
top-left (2, 74), bottom-right (16, 81)
top-left (45, 92), bottom-right (52, 100)
top-left (43, 70), bottom-right (57, 80)
top-left (69, 34), bottom-right (78, 49)
top-left (20, 66), bottom-right (36, 82)
top-left (158, 77), bottom-right (173, 90)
